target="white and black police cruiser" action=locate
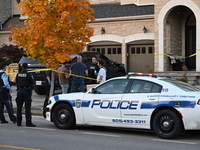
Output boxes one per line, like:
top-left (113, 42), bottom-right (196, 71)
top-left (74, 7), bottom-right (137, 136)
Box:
top-left (45, 73), bottom-right (200, 139)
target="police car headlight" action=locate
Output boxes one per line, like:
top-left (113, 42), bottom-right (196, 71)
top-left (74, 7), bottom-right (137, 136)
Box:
top-left (48, 100), bottom-right (52, 105)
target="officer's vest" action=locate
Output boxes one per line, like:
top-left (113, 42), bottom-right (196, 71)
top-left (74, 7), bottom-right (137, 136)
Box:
top-left (17, 71), bottom-right (30, 87)
top-left (0, 72), bottom-right (5, 87)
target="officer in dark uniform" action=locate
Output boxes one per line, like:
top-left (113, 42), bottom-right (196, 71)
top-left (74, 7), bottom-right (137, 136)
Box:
top-left (16, 63), bottom-right (36, 127)
top-left (88, 57), bottom-right (100, 84)
top-left (0, 63), bottom-right (16, 124)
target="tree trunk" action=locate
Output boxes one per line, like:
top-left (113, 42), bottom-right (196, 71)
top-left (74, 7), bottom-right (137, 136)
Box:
top-left (49, 71), bottom-right (55, 97)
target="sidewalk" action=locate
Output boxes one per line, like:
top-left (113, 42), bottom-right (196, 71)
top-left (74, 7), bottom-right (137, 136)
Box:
top-left (11, 85), bottom-right (52, 115)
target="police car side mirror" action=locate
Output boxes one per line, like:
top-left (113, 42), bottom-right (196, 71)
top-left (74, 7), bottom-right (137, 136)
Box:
top-left (91, 88), bottom-right (97, 94)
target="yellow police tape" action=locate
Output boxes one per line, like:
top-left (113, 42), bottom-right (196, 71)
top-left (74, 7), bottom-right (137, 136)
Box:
top-left (6, 49), bottom-right (200, 79)
top-left (155, 49), bottom-right (200, 59)
top-left (52, 69), bottom-right (98, 81)
top-left (28, 68), bottom-right (51, 72)
top-left (7, 68), bottom-right (98, 81)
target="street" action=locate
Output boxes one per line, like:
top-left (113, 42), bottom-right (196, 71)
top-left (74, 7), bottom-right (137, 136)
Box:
top-left (0, 115), bottom-right (200, 150)
top-left (10, 85), bottom-right (61, 115)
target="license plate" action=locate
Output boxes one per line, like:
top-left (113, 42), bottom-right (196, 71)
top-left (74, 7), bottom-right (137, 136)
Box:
top-left (46, 113), bottom-right (50, 121)
top-left (36, 81), bottom-right (42, 85)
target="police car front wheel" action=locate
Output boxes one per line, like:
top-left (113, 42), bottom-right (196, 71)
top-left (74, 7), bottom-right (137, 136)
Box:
top-left (52, 103), bottom-right (75, 129)
top-left (152, 109), bottom-right (183, 139)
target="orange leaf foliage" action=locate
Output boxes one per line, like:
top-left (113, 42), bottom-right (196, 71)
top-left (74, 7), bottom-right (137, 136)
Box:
top-left (10, 0), bottom-right (94, 68)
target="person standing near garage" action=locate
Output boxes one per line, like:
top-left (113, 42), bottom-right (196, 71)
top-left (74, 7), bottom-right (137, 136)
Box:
top-left (70, 55), bottom-right (88, 92)
top-left (97, 60), bottom-right (106, 84)
top-left (0, 63), bottom-right (16, 124)
top-left (58, 62), bottom-right (69, 94)
top-left (16, 63), bottom-right (36, 127)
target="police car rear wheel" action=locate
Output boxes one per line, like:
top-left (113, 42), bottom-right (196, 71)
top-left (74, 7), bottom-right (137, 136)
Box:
top-left (52, 104), bottom-right (75, 129)
top-left (152, 109), bottom-right (182, 139)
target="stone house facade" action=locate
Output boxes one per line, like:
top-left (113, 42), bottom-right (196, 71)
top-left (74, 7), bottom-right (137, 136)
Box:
top-left (1, 0), bottom-right (200, 83)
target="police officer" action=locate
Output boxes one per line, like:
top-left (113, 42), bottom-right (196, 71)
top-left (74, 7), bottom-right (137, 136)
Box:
top-left (88, 57), bottom-right (99, 84)
top-left (0, 63), bottom-right (16, 124)
top-left (16, 63), bottom-right (36, 127)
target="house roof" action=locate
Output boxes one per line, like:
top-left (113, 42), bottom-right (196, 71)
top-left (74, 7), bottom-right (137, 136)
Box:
top-left (0, 15), bottom-right (24, 32)
top-left (90, 3), bottom-right (154, 19)
top-left (0, 3), bottom-right (154, 31)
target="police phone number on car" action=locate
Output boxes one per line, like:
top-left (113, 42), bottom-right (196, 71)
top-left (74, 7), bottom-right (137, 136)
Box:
top-left (112, 119), bottom-right (146, 124)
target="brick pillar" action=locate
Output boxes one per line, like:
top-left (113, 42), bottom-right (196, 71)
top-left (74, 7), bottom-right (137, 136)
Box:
top-left (121, 39), bottom-right (127, 71)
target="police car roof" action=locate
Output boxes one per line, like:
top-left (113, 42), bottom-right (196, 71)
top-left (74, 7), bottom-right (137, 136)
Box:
top-left (109, 75), bottom-right (158, 81)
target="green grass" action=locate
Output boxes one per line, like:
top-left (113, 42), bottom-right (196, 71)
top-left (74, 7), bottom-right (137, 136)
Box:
top-left (4, 108), bottom-right (43, 116)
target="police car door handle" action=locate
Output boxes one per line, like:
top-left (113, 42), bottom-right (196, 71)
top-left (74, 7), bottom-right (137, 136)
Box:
top-left (149, 98), bottom-right (155, 100)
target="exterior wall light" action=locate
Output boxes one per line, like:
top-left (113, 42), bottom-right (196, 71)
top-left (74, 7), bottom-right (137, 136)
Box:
top-left (143, 26), bottom-right (147, 33)
top-left (101, 27), bottom-right (105, 34)
top-left (16, 0), bottom-right (21, 4)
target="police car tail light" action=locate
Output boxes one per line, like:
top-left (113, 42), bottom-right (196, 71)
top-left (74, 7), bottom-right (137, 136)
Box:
top-left (197, 100), bottom-right (200, 105)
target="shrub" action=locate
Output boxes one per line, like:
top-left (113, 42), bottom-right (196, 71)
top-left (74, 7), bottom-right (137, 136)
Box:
top-left (0, 44), bottom-right (24, 64)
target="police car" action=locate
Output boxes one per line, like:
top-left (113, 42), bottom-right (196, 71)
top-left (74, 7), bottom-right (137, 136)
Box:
top-left (45, 73), bottom-right (200, 139)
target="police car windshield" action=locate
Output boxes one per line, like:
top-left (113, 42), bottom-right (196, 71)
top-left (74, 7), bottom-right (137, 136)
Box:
top-left (161, 79), bottom-right (200, 92)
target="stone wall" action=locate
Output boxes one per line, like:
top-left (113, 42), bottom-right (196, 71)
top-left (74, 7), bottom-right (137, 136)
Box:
top-left (154, 0), bottom-right (170, 72)
top-left (193, 0), bottom-right (200, 7)
top-left (0, 33), bottom-right (12, 45)
top-left (90, 18), bottom-right (154, 37)
top-left (12, 0), bottom-right (21, 15)
top-left (167, 10), bottom-right (182, 56)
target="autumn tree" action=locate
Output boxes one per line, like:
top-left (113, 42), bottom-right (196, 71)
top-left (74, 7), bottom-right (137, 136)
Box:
top-left (10, 0), bottom-right (95, 97)
top-left (10, 0), bottom-right (94, 69)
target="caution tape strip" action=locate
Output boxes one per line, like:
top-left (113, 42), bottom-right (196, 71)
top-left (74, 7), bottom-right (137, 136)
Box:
top-left (7, 49), bottom-right (200, 79)
top-left (154, 53), bottom-right (171, 57)
top-left (52, 69), bottom-right (98, 81)
top-left (7, 68), bottom-right (98, 81)
top-left (6, 68), bottom-right (51, 75)
top-left (155, 49), bottom-right (200, 59)
top-left (28, 68), bottom-right (51, 72)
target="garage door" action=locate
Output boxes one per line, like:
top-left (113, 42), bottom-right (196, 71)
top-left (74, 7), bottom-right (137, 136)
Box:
top-left (128, 45), bottom-right (154, 73)
top-left (88, 46), bottom-right (122, 63)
